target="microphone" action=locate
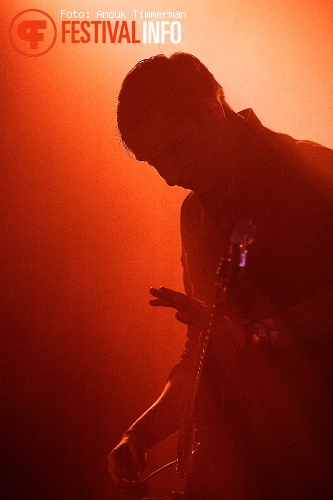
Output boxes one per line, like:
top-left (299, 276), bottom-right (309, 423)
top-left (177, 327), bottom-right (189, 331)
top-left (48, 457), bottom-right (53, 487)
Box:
top-left (216, 219), bottom-right (256, 297)
top-left (230, 218), bottom-right (256, 268)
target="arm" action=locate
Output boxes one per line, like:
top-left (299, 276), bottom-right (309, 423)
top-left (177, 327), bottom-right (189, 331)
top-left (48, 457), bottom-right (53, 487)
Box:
top-left (251, 286), bottom-right (333, 347)
top-left (108, 370), bottom-right (193, 495)
top-left (151, 284), bottom-right (333, 348)
top-left (108, 195), bottom-right (202, 494)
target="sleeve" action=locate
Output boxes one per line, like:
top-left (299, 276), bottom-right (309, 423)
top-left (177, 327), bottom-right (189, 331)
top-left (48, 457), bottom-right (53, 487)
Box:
top-left (168, 193), bottom-right (203, 379)
top-left (294, 139), bottom-right (333, 205)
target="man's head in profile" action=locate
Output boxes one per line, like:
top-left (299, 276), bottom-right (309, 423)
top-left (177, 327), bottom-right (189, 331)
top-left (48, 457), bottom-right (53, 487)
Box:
top-left (117, 52), bottom-right (237, 195)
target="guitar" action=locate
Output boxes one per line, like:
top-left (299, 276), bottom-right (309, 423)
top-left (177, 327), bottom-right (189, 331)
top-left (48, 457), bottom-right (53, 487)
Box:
top-left (176, 219), bottom-right (256, 479)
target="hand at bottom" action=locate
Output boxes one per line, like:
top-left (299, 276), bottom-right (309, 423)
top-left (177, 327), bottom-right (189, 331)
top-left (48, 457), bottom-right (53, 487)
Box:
top-left (108, 431), bottom-right (149, 498)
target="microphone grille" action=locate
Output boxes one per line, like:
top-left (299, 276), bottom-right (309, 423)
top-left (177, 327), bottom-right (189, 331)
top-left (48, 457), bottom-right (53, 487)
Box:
top-left (230, 219), bottom-right (256, 247)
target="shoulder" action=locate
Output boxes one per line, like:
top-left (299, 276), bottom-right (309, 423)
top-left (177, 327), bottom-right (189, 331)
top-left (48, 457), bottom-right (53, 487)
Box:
top-left (243, 108), bottom-right (333, 166)
top-left (260, 126), bottom-right (333, 203)
top-left (180, 191), bottom-right (202, 226)
top-left (181, 191), bottom-right (202, 221)
top-left (282, 135), bottom-right (333, 162)
top-left (180, 192), bottom-right (203, 247)
top-left (293, 139), bottom-right (333, 169)
top-left (286, 137), bottom-right (333, 202)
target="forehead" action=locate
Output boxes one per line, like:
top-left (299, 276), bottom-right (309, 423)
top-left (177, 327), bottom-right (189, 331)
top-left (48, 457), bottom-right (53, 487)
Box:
top-left (127, 109), bottom-right (191, 161)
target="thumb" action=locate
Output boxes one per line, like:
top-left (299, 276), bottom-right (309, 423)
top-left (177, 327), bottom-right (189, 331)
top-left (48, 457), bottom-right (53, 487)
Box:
top-left (175, 311), bottom-right (193, 326)
top-left (175, 310), bottom-right (202, 329)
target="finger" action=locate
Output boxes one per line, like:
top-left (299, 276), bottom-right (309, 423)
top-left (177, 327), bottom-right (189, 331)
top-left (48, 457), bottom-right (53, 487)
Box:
top-left (150, 287), bottom-right (189, 310)
top-left (175, 311), bottom-right (205, 329)
top-left (150, 287), bottom-right (179, 303)
top-left (175, 311), bottom-right (195, 326)
top-left (150, 288), bottom-right (208, 322)
top-left (149, 287), bottom-right (161, 297)
top-left (149, 298), bottom-right (174, 308)
top-left (108, 461), bottom-right (131, 488)
top-left (108, 447), bottom-right (139, 482)
top-left (108, 458), bottom-right (138, 483)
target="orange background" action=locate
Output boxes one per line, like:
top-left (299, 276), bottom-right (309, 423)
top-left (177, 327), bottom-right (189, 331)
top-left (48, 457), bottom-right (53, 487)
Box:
top-left (1, 1), bottom-right (332, 498)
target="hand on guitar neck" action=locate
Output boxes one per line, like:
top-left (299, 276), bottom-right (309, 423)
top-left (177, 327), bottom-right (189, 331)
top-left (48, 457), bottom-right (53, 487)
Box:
top-left (149, 286), bottom-right (210, 330)
top-left (150, 286), bottom-right (247, 351)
